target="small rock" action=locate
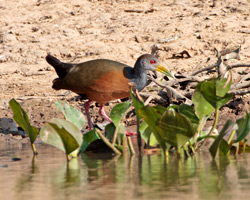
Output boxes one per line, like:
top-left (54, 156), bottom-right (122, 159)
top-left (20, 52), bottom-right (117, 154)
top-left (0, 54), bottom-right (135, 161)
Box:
top-left (158, 35), bottom-right (179, 43)
top-left (31, 27), bottom-right (39, 32)
top-left (134, 35), bottom-right (141, 43)
top-left (4, 33), bottom-right (17, 42)
top-left (0, 118), bottom-right (18, 133)
top-left (11, 157), bottom-right (22, 161)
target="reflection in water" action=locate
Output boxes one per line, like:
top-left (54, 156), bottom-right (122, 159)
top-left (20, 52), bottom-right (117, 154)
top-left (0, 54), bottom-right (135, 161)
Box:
top-left (1, 143), bottom-right (250, 200)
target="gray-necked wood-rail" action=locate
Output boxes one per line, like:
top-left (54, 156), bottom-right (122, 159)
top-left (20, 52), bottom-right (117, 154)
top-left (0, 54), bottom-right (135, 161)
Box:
top-left (46, 54), bottom-right (171, 130)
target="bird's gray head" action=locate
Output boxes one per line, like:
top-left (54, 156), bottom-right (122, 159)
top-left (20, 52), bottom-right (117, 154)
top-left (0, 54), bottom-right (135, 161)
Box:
top-left (137, 54), bottom-right (160, 71)
top-left (135, 54), bottom-right (172, 77)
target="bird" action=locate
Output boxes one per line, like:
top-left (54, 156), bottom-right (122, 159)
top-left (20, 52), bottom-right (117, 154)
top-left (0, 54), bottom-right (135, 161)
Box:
top-left (46, 54), bottom-right (172, 130)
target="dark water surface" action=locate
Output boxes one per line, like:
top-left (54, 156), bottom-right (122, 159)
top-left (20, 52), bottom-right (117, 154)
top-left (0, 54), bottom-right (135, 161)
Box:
top-left (0, 143), bottom-right (250, 200)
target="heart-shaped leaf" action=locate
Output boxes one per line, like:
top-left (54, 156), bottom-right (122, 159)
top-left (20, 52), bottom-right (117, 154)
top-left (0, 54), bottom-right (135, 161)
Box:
top-left (168, 104), bottom-right (199, 124)
top-left (157, 110), bottom-right (197, 148)
top-left (216, 72), bottom-right (232, 97)
top-left (54, 101), bottom-right (86, 130)
top-left (129, 88), bottom-right (144, 121)
top-left (80, 129), bottom-right (100, 153)
top-left (139, 106), bottom-right (168, 151)
top-left (192, 82), bottom-right (215, 120)
top-left (235, 112), bottom-right (250, 143)
top-left (40, 118), bottom-right (83, 156)
top-left (209, 120), bottom-right (237, 158)
top-left (201, 78), bottom-right (233, 109)
top-left (140, 107), bottom-right (197, 149)
top-left (140, 120), bottom-right (158, 147)
top-left (9, 99), bottom-right (39, 144)
top-left (110, 102), bottom-right (130, 127)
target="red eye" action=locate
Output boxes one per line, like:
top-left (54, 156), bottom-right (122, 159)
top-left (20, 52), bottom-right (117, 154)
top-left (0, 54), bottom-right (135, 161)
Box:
top-left (150, 59), bottom-right (157, 64)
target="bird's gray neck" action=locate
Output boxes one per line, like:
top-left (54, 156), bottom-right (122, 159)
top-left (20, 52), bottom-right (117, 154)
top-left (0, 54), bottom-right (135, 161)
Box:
top-left (131, 62), bottom-right (148, 91)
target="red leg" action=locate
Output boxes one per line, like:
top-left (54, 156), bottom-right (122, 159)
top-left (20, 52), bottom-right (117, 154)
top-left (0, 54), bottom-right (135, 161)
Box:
top-left (84, 100), bottom-right (93, 130)
top-left (99, 105), bottom-right (112, 123)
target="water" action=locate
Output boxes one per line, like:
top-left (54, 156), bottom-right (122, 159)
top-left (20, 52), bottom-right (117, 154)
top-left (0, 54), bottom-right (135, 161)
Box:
top-left (1, 143), bottom-right (250, 200)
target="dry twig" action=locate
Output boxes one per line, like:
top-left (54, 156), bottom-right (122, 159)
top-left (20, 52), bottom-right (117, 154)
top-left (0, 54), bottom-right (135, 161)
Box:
top-left (147, 76), bottom-right (193, 105)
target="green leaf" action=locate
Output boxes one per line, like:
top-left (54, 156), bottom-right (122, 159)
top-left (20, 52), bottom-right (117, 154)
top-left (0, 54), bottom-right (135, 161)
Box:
top-left (80, 129), bottom-right (100, 152)
top-left (9, 99), bottom-right (39, 144)
top-left (140, 107), bottom-right (197, 149)
top-left (235, 112), bottom-right (250, 143)
top-left (129, 88), bottom-right (144, 121)
top-left (139, 120), bottom-right (158, 146)
top-left (143, 128), bottom-right (158, 147)
top-left (201, 78), bottom-right (233, 109)
top-left (192, 82), bottom-right (215, 120)
top-left (139, 120), bottom-right (148, 133)
top-left (199, 135), bottom-right (230, 157)
top-left (209, 120), bottom-right (236, 158)
top-left (40, 119), bottom-right (83, 155)
top-left (110, 102), bottom-right (130, 127)
top-left (216, 73), bottom-right (232, 97)
top-left (105, 123), bottom-right (126, 145)
top-left (54, 101), bottom-right (66, 116)
top-left (167, 104), bottom-right (199, 124)
top-left (219, 139), bottom-right (231, 156)
top-left (138, 106), bottom-right (167, 151)
top-left (40, 123), bottom-right (65, 152)
top-left (158, 110), bottom-right (197, 148)
top-left (54, 101), bottom-right (86, 130)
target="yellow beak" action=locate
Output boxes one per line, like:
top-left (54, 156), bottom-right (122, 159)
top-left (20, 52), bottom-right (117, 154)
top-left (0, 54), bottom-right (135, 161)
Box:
top-left (156, 64), bottom-right (173, 78)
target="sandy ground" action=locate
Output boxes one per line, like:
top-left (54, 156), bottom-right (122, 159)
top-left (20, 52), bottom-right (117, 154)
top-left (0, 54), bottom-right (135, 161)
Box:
top-left (0, 0), bottom-right (250, 141)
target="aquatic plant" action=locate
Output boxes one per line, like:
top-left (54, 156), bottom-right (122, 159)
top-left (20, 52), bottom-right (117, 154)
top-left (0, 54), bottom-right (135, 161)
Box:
top-left (130, 73), bottom-right (250, 158)
top-left (8, 73), bottom-right (250, 160)
top-left (9, 99), bottom-right (39, 155)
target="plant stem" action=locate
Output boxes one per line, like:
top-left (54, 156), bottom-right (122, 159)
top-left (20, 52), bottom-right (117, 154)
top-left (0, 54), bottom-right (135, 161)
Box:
top-left (163, 145), bottom-right (170, 157)
top-left (165, 149), bottom-right (169, 157)
top-left (66, 154), bottom-right (71, 162)
top-left (193, 122), bottom-right (201, 144)
top-left (243, 139), bottom-right (246, 154)
top-left (32, 155), bottom-right (37, 173)
top-left (200, 109), bottom-right (219, 148)
top-left (177, 147), bottom-right (181, 158)
top-left (208, 108), bottom-right (219, 136)
top-left (227, 130), bottom-right (236, 145)
top-left (122, 135), bottom-right (128, 153)
top-left (235, 142), bottom-right (239, 155)
top-left (96, 129), bottom-right (121, 155)
top-left (189, 141), bottom-right (195, 155)
top-left (136, 119), bottom-right (142, 154)
top-left (112, 126), bottom-right (119, 145)
top-left (127, 136), bottom-right (135, 155)
top-left (31, 143), bottom-right (38, 155)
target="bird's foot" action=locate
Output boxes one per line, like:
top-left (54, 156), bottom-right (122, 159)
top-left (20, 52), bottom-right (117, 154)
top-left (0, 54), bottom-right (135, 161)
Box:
top-left (125, 131), bottom-right (137, 136)
top-left (99, 105), bottom-right (112, 123)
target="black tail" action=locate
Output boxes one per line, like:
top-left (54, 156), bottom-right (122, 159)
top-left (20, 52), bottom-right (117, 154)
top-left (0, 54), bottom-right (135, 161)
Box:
top-left (46, 54), bottom-right (73, 79)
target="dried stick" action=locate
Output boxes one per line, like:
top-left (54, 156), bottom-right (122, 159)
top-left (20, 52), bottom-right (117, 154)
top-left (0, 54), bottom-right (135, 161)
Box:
top-left (231, 81), bottom-right (250, 90)
top-left (140, 92), bottom-right (167, 105)
top-left (239, 74), bottom-right (250, 82)
top-left (96, 129), bottom-right (121, 155)
top-left (230, 89), bottom-right (250, 95)
top-left (227, 63), bottom-right (250, 69)
top-left (190, 58), bottom-right (211, 76)
top-left (148, 76), bottom-right (193, 105)
top-left (144, 96), bottom-right (154, 106)
top-left (191, 63), bottom-right (217, 76)
top-left (167, 74), bottom-right (205, 87)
